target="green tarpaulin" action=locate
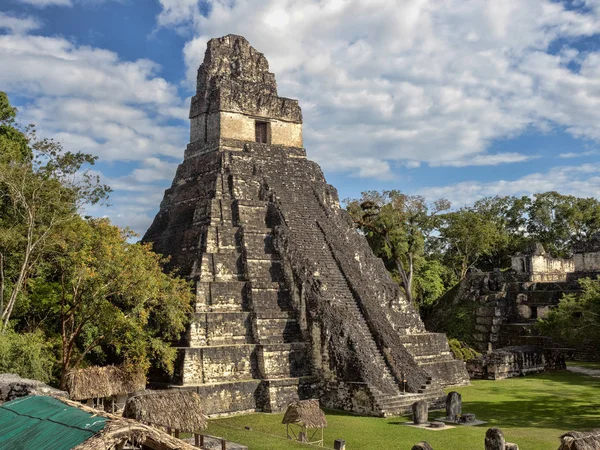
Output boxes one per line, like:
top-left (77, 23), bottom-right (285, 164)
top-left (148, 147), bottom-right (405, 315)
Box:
top-left (0, 395), bottom-right (107, 450)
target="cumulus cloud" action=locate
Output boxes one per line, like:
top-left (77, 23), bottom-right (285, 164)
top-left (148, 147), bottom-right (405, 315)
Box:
top-left (0, 20), bottom-right (188, 234)
top-left (158, 0), bottom-right (600, 176)
top-left (418, 163), bottom-right (600, 206)
top-left (83, 163), bottom-right (178, 235)
top-left (0, 12), bottom-right (41, 34)
top-left (0, 33), bottom-right (188, 162)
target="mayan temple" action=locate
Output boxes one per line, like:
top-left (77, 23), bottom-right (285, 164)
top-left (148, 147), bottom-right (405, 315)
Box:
top-left (143, 34), bottom-right (469, 417)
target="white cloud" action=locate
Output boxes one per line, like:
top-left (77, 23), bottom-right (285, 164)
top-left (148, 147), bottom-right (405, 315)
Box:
top-left (157, 0), bottom-right (199, 28)
top-left (559, 150), bottom-right (597, 158)
top-left (431, 153), bottom-right (539, 168)
top-left (157, 0), bottom-right (600, 177)
top-left (0, 12), bottom-right (41, 34)
top-left (0, 33), bottom-right (188, 162)
top-left (418, 163), bottom-right (600, 206)
top-left (0, 25), bottom-right (187, 235)
top-left (84, 164), bottom-right (178, 235)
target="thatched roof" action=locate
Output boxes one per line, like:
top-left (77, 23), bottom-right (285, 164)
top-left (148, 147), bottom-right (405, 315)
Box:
top-left (559, 430), bottom-right (600, 450)
top-left (123, 390), bottom-right (207, 433)
top-left (52, 397), bottom-right (199, 450)
top-left (282, 399), bottom-right (327, 429)
top-left (66, 365), bottom-right (145, 401)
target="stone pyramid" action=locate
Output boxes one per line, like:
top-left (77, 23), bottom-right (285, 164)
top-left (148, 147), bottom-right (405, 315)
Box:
top-left (144, 34), bottom-right (469, 417)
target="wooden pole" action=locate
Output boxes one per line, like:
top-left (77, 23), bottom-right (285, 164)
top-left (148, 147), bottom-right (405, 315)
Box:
top-left (175, 429), bottom-right (180, 439)
top-left (221, 438), bottom-right (226, 450)
top-left (194, 433), bottom-right (200, 447)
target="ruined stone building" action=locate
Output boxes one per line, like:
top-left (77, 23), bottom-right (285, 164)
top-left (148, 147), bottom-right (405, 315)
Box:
top-left (428, 240), bottom-right (600, 379)
top-left (143, 35), bottom-right (468, 417)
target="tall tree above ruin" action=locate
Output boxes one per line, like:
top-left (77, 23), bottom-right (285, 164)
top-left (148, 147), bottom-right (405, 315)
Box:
top-left (0, 92), bottom-right (110, 332)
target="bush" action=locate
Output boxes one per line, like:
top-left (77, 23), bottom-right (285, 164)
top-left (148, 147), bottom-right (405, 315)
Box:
top-left (538, 277), bottom-right (600, 348)
top-left (448, 338), bottom-right (480, 361)
top-left (0, 330), bottom-right (55, 383)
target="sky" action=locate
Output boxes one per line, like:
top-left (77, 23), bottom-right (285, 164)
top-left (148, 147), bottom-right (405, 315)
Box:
top-left (1, 0), bottom-right (600, 237)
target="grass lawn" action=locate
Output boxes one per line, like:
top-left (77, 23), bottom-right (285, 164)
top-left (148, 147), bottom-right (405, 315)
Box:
top-left (566, 360), bottom-right (600, 370)
top-left (203, 371), bottom-right (600, 450)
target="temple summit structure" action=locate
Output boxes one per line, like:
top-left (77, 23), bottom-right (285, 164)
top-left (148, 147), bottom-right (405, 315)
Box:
top-left (143, 34), bottom-right (469, 417)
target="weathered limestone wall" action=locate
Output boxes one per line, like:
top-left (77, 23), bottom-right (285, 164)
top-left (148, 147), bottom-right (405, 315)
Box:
top-left (573, 251), bottom-right (600, 272)
top-left (511, 254), bottom-right (574, 282)
top-left (191, 380), bottom-right (262, 416)
top-left (177, 346), bottom-right (256, 385)
top-left (190, 112), bottom-right (302, 148)
top-left (220, 112), bottom-right (302, 147)
top-left (427, 270), bottom-right (596, 365)
top-left (467, 346), bottom-right (565, 380)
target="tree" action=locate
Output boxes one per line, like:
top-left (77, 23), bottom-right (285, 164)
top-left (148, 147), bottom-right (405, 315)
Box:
top-left (37, 218), bottom-right (193, 388)
top-left (538, 277), bottom-right (600, 348)
top-left (0, 329), bottom-right (55, 383)
top-left (0, 92), bottom-right (110, 332)
top-left (527, 192), bottom-right (600, 257)
top-left (437, 208), bottom-right (501, 280)
top-left (0, 91), bottom-right (30, 162)
top-left (413, 259), bottom-right (452, 306)
top-left (471, 195), bottom-right (530, 271)
top-left (346, 190), bottom-right (450, 304)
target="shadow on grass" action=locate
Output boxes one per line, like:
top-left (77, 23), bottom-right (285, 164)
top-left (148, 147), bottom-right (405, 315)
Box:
top-left (453, 372), bottom-right (600, 431)
top-left (464, 397), bottom-right (600, 431)
top-left (321, 408), bottom-right (372, 418)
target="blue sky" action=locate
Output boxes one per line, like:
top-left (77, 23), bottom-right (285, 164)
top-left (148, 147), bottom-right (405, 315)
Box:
top-left (1, 0), bottom-right (600, 236)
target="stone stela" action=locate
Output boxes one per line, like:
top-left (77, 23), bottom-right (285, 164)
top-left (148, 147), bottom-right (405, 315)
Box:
top-left (143, 34), bottom-right (469, 417)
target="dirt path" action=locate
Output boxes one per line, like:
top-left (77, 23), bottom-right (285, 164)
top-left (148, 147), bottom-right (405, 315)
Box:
top-left (567, 365), bottom-right (600, 378)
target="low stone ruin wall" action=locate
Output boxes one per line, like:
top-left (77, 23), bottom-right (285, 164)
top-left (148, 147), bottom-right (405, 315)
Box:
top-left (570, 342), bottom-right (600, 362)
top-left (467, 346), bottom-right (566, 380)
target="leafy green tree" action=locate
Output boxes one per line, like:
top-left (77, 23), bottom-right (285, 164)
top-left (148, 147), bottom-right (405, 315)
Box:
top-left (471, 195), bottom-right (530, 270)
top-left (35, 218), bottom-right (193, 388)
top-left (346, 190), bottom-right (450, 304)
top-left (0, 91), bottom-right (30, 163)
top-left (0, 93), bottom-right (110, 332)
top-left (538, 277), bottom-right (600, 347)
top-left (0, 329), bottom-right (55, 383)
top-left (413, 259), bottom-right (452, 306)
top-left (437, 208), bottom-right (501, 280)
top-left (527, 192), bottom-right (600, 257)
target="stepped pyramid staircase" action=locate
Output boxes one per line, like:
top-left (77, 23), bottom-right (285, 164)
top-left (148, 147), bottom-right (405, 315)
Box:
top-left (144, 34), bottom-right (469, 417)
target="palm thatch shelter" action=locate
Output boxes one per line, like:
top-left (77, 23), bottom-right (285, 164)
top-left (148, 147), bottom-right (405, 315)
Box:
top-left (66, 365), bottom-right (146, 409)
top-left (124, 390), bottom-right (207, 443)
top-left (282, 399), bottom-right (327, 446)
top-left (558, 430), bottom-right (600, 450)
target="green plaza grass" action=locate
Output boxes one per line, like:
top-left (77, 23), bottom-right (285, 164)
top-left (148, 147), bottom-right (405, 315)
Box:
top-left (203, 370), bottom-right (600, 450)
top-left (566, 360), bottom-right (600, 371)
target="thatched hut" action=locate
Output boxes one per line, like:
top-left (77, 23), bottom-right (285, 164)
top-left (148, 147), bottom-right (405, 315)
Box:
top-left (282, 399), bottom-right (327, 446)
top-left (0, 394), bottom-right (198, 450)
top-left (124, 390), bottom-right (207, 439)
top-left (66, 365), bottom-right (145, 409)
top-left (558, 430), bottom-right (600, 450)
